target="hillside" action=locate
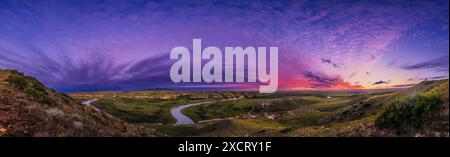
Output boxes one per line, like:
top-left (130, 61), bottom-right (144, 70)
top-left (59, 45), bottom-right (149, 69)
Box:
top-left (0, 70), bottom-right (155, 137)
top-left (301, 79), bottom-right (449, 137)
top-left (375, 79), bottom-right (449, 136)
top-left (169, 79), bottom-right (449, 137)
top-left (1, 69), bottom-right (447, 137)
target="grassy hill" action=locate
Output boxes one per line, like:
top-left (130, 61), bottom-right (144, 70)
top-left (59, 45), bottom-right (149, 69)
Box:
top-left (0, 70), bottom-right (155, 137)
top-left (162, 80), bottom-right (448, 137)
top-left (1, 69), bottom-right (447, 137)
top-left (289, 79), bottom-right (449, 137)
top-left (374, 80), bottom-right (449, 136)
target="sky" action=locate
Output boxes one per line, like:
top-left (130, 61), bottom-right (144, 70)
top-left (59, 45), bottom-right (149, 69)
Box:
top-left (0, 0), bottom-right (448, 92)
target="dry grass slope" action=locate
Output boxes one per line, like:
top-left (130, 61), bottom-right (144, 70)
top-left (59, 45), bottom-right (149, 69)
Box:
top-left (0, 70), bottom-right (156, 137)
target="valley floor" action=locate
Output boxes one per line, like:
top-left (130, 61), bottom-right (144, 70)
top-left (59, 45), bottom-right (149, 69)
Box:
top-left (2, 70), bottom-right (447, 137)
top-left (70, 80), bottom-right (449, 137)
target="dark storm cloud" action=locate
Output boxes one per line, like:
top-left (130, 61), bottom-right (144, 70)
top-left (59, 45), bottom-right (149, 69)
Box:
top-left (303, 71), bottom-right (338, 88)
top-left (0, 43), bottom-right (172, 92)
top-left (387, 58), bottom-right (399, 67)
top-left (372, 80), bottom-right (391, 85)
top-left (0, 0), bottom-right (448, 92)
top-left (401, 55), bottom-right (449, 72)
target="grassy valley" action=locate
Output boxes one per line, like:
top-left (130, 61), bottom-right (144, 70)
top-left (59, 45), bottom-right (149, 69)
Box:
top-left (1, 69), bottom-right (448, 137)
top-left (71, 79), bottom-right (448, 137)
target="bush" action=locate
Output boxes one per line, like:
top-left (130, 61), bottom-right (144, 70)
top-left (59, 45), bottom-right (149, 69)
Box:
top-left (375, 95), bottom-right (442, 134)
top-left (46, 108), bottom-right (65, 120)
top-left (5, 73), bottom-right (54, 105)
top-left (73, 121), bottom-right (83, 130)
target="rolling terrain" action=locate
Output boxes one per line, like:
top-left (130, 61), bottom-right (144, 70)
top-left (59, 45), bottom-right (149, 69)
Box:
top-left (71, 79), bottom-right (449, 137)
top-left (0, 70), bottom-right (155, 136)
top-left (1, 69), bottom-right (448, 137)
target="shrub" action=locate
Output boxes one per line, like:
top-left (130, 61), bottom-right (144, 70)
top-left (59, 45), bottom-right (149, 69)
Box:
top-left (375, 95), bottom-right (442, 134)
top-left (73, 121), bottom-right (83, 130)
top-left (46, 108), bottom-right (65, 120)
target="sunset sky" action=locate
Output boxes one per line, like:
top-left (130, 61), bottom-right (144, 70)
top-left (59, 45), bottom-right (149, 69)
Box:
top-left (0, 0), bottom-right (448, 92)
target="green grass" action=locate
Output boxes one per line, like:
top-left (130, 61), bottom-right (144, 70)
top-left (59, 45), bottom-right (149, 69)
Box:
top-left (68, 79), bottom-right (448, 137)
top-left (375, 94), bottom-right (442, 134)
top-left (182, 99), bottom-right (263, 122)
top-left (3, 70), bottom-right (55, 106)
top-left (277, 111), bottom-right (330, 127)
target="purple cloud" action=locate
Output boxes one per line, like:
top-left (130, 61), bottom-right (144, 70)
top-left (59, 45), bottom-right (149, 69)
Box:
top-left (401, 55), bottom-right (449, 72)
top-left (407, 76), bottom-right (448, 81)
top-left (372, 80), bottom-right (391, 85)
top-left (391, 84), bottom-right (416, 88)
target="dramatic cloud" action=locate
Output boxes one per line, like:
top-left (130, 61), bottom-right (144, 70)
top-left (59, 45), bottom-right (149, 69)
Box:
top-left (0, 0), bottom-right (448, 92)
top-left (372, 80), bottom-right (391, 85)
top-left (407, 76), bottom-right (448, 82)
top-left (0, 42), bottom-right (172, 92)
top-left (321, 58), bottom-right (341, 68)
top-left (401, 56), bottom-right (449, 72)
top-left (301, 71), bottom-right (362, 89)
top-left (303, 72), bottom-right (338, 88)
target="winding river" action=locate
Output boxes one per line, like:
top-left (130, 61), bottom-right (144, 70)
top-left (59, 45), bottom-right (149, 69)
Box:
top-left (82, 99), bottom-right (210, 125)
top-left (81, 99), bottom-right (96, 106)
top-left (170, 101), bottom-right (212, 125)
top-left (81, 99), bottom-right (101, 112)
